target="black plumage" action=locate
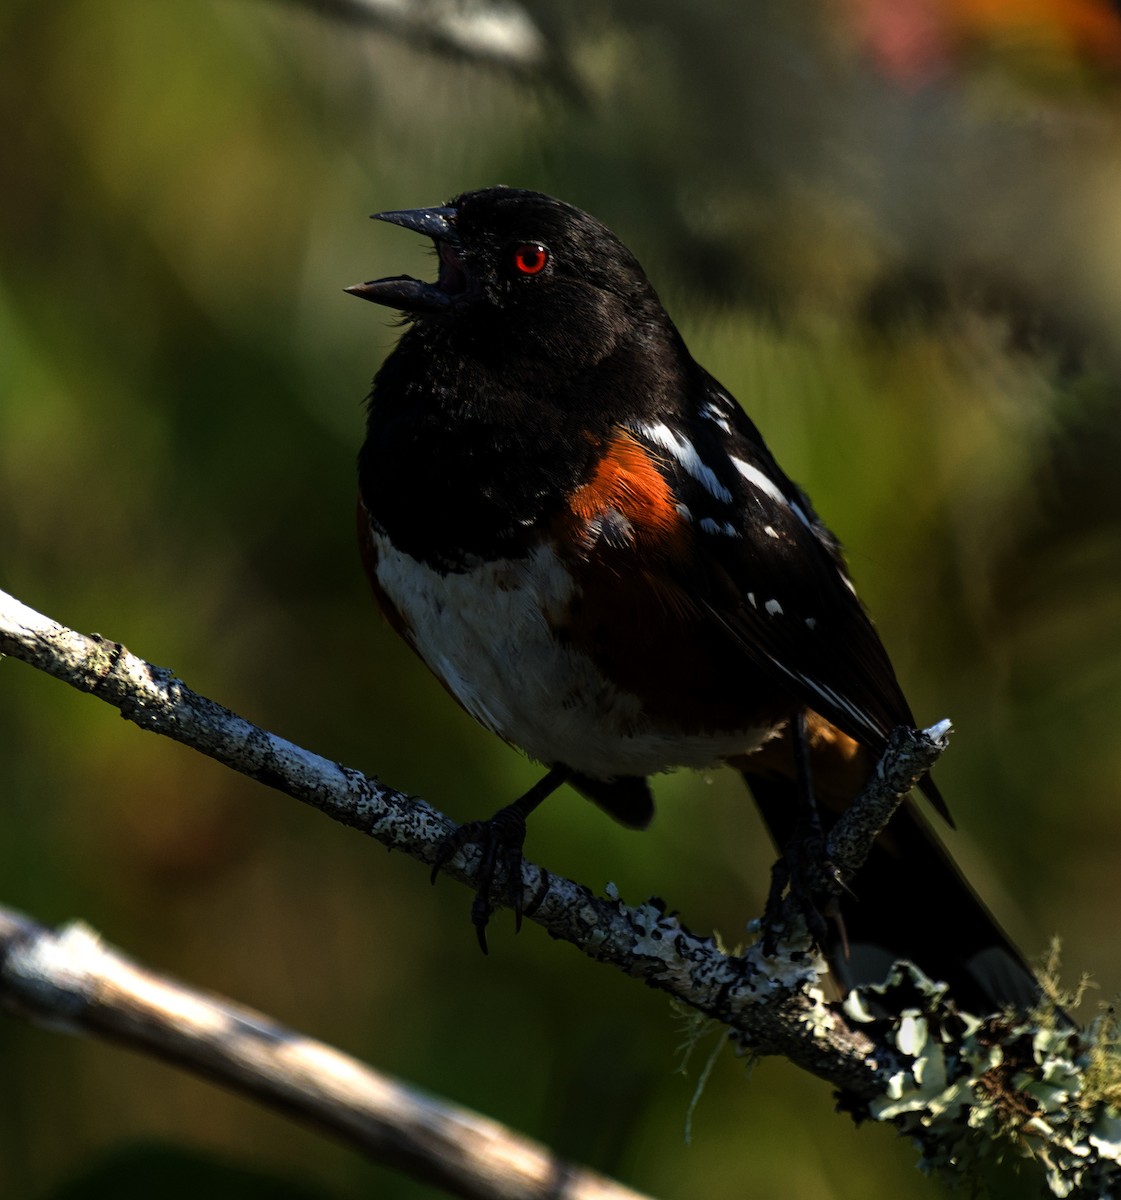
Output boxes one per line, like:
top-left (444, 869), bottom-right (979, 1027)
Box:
top-left (350, 186), bottom-right (1042, 1013)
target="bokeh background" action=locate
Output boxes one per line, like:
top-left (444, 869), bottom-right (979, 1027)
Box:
top-left (3, 1), bottom-right (1121, 1197)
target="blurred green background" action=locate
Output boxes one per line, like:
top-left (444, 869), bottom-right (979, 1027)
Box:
top-left (3, 1), bottom-right (1121, 1196)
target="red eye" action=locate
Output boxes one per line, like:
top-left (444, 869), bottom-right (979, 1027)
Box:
top-left (512, 242), bottom-right (549, 275)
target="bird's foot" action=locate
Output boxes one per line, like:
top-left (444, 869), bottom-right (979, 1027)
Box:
top-left (762, 831), bottom-right (843, 954)
top-left (431, 803), bottom-right (532, 953)
top-left (430, 766), bottom-right (569, 953)
top-left (763, 712), bottom-right (844, 953)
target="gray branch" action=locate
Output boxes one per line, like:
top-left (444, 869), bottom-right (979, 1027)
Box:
top-left (1, 586), bottom-right (1117, 1197)
top-left (0, 904), bottom-right (649, 1200)
top-left (827, 719), bottom-right (952, 880)
top-left (270, 0), bottom-right (581, 93)
top-left (0, 589), bottom-right (877, 1082)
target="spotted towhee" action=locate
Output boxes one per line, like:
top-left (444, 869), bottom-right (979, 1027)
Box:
top-left (348, 186), bottom-right (1043, 1015)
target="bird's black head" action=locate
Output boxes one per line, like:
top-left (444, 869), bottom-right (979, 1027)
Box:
top-left (347, 187), bottom-right (673, 366)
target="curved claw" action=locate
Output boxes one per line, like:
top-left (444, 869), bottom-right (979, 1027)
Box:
top-left (429, 766), bottom-right (570, 952)
top-left (762, 829), bottom-right (837, 952)
top-left (431, 806), bottom-right (530, 952)
top-left (471, 897), bottom-right (492, 955)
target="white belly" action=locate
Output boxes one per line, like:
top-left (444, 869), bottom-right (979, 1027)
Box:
top-left (372, 534), bottom-right (776, 778)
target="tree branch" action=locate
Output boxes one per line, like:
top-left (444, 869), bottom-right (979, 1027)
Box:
top-left (267, 0), bottom-right (583, 96)
top-left (0, 588), bottom-right (878, 1085)
top-left (2, 586), bottom-right (1117, 1196)
top-left (0, 903), bottom-right (650, 1200)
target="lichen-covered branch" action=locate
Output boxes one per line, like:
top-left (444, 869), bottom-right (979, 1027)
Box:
top-left (0, 904), bottom-right (651, 1200)
top-left (827, 720), bottom-right (952, 881)
top-left (1, 586), bottom-right (1117, 1196)
top-left (0, 588), bottom-right (877, 1084)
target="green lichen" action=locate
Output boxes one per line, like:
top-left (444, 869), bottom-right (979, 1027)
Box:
top-left (845, 961), bottom-right (1121, 1195)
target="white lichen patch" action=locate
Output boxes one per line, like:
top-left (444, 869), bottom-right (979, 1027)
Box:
top-left (741, 917), bottom-right (831, 1024)
top-left (845, 963), bottom-right (1121, 1196)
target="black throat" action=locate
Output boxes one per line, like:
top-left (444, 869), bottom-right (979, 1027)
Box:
top-left (358, 320), bottom-right (625, 571)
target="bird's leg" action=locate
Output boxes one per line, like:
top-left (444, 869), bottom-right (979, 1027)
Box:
top-left (431, 764), bottom-right (570, 953)
top-left (763, 713), bottom-right (840, 951)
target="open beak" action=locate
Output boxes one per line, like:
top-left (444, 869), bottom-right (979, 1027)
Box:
top-left (370, 206), bottom-right (458, 242)
top-left (345, 205), bottom-right (467, 314)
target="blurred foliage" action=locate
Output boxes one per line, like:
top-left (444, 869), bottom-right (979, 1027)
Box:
top-left (41, 1142), bottom-right (334, 1200)
top-left (2, 1), bottom-right (1121, 1197)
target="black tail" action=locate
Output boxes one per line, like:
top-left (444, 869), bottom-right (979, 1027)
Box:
top-left (742, 772), bottom-right (1048, 1016)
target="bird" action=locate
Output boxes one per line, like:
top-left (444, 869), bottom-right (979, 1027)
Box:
top-left (348, 185), bottom-right (1045, 1015)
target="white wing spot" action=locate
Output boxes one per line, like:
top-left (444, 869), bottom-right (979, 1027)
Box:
top-left (731, 457), bottom-right (814, 531)
top-left (747, 592), bottom-right (757, 608)
top-left (700, 517), bottom-right (739, 537)
top-left (701, 403), bottom-right (732, 434)
top-left (764, 525), bottom-right (779, 539)
top-left (805, 617), bottom-right (818, 630)
top-left (765, 599), bottom-right (783, 616)
top-left (637, 421), bottom-right (733, 504)
top-left (731, 457), bottom-right (785, 504)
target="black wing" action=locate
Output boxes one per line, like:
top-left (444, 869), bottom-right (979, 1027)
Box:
top-left (625, 370), bottom-right (947, 815)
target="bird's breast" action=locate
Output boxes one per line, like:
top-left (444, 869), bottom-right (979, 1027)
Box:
top-left (363, 523), bottom-right (781, 778)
